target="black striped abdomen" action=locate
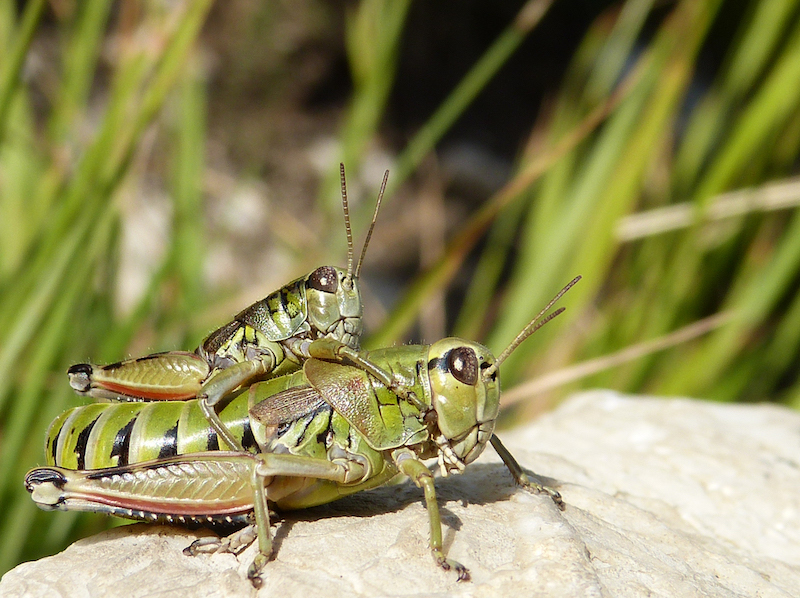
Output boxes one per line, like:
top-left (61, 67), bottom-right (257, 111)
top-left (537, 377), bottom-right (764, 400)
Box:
top-left (45, 394), bottom-right (255, 470)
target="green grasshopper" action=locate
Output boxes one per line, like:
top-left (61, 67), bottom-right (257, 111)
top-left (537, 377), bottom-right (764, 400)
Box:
top-left (26, 276), bottom-right (579, 586)
top-left (67, 164), bottom-right (385, 452)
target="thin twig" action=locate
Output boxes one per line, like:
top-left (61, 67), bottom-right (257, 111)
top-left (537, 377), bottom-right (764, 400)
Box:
top-left (617, 176), bottom-right (800, 241)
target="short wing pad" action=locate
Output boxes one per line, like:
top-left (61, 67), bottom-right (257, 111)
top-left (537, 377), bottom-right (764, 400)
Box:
top-left (249, 385), bottom-right (326, 426)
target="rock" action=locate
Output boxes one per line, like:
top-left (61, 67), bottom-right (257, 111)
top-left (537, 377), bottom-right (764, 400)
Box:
top-left (2, 391), bottom-right (799, 597)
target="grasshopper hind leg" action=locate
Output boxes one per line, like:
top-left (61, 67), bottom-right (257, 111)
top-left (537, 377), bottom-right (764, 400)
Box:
top-left (67, 352), bottom-right (210, 401)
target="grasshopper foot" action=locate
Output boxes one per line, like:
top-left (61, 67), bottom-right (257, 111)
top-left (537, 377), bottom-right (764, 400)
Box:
top-left (433, 549), bottom-right (470, 582)
top-left (184, 524), bottom-right (257, 556)
top-left (247, 552), bottom-right (270, 588)
top-left (519, 475), bottom-right (564, 510)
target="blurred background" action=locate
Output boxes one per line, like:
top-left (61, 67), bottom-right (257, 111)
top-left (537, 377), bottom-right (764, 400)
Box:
top-left (2, 0), bottom-right (800, 575)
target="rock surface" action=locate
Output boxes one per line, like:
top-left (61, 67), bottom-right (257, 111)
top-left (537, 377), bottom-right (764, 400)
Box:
top-left (2, 391), bottom-right (799, 597)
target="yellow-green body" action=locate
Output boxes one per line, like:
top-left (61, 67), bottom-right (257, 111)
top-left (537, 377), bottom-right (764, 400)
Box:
top-left (29, 328), bottom-right (567, 583)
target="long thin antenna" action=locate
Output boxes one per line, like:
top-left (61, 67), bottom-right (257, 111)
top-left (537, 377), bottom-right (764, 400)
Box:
top-left (484, 275), bottom-right (581, 378)
top-left (355, 170), bottom-right (388, 278)
top-left (340, 163), bottom-right (355, 282)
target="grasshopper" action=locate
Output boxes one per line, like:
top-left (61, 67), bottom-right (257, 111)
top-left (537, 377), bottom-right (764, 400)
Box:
top-left (67, 164), bottom-right (385, 452)
top-left (26, 277), bottom-right (580, 586)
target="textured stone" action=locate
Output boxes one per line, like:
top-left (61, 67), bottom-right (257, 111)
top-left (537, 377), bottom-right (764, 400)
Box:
top-left (2, 391), bottom-right (799, 597)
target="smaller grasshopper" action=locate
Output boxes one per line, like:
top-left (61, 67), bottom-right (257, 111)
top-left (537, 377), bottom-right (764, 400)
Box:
top-left (27, 277), bottom-right (579, 585)
top-left (67, 165), bottom-right (385, 452)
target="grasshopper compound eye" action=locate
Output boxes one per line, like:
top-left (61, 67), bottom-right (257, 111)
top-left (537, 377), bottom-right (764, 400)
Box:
top-left (447, 347), bottom-right (478, 386)
top-left (308, 266), bottom-right (339, 293)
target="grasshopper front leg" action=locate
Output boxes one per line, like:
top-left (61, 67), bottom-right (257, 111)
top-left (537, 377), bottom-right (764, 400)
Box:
top-left (394, 449), bottom-right (470, 581)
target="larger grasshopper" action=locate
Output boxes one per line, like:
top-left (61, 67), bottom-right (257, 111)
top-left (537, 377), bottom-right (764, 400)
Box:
top-left (67, 164), bottom-right (385, 452)
top-left (26, 277), bottom-right (579, 586)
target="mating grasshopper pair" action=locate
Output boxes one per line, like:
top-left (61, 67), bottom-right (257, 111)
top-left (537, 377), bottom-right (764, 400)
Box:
top-left (26, 166), bottom-right (577, 586)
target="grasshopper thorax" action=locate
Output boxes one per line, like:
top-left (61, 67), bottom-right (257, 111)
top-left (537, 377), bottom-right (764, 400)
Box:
top-left (426, 338), bottom-right (500, 475)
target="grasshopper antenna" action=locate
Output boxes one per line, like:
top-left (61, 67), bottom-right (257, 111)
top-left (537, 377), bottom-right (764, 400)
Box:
top-left (340, 163), bottom-right (355, 288)
top-left (484, 275), bottom-right (581, 379)
top-left (355, 170), bottom-right (388, 279)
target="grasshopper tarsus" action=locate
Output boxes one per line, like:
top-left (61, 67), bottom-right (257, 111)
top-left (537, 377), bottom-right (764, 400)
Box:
top-left (517, 473), bottom-right (565, 510)
top-left (548, 488), bottom-right (565, 511)
top-left (249, 574), bottom-right (264, 589)
top-left (536, 486), bottom-right (565, 511)
top-left (247, 553), bottom-right (270, 588)
top-left (434, 552), bottom-right (470, 582)
top-left (184, 524), bottom-right (258, 557)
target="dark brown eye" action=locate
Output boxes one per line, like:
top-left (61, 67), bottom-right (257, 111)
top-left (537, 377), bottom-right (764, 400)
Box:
top-left (308, 266), bottom-right (338, 293)
top-left (447, 347), bottom-right (478, 386)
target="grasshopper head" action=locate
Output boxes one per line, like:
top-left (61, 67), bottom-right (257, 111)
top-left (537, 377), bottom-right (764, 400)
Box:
top-left (427, 338), bottom-right (500, 475)
top-left (306, 165), bottom-right (387, 350)
top-left (426, 276), bottom-right (582, 476)
top-left (305, 265), bottom-right (363, 348)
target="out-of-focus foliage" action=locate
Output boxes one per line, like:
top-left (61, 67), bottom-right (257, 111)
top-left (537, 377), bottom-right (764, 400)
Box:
top-left (1, 0), bottom-right (800, 575)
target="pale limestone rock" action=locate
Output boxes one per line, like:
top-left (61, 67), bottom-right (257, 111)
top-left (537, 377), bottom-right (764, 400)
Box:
top-left (2, 391), bottom-right (799, 597)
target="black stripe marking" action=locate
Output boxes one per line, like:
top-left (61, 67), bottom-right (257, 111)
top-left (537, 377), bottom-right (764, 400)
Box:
top-left (241, 419), bottom-right (257, 452)
top-left (75, 414), bottom-right (102, 470)
top-left (319, 407), bottom-right (337, 448)
top-left (110, 417), bottom-right (137, 466)
top-left (316, 429), bottom-right (328, 446)
top-left (207, 429), bottom-right (220, 451)
top-left (428, 357), bottom-right (445, 373)
top-left (279, 288), bottom-right (291, 318)
top-left (67, 363), bottom-right (92, 375)
top-left (158, 422), bottom-right (179, 459)
top-left (293, 414), bottom-right (314, 448)
top-left (50, 425), bottom-right (62, 465)
top-left (294, 403), bottom-right (331, 446)
top-left (136, 352), bottom-right (169, 363)
top-left (87, 459), bottom-right (168, 479)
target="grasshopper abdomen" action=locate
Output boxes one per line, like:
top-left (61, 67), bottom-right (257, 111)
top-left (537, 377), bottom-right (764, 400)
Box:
top-left (46, 395), bottom-right (257, 470)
